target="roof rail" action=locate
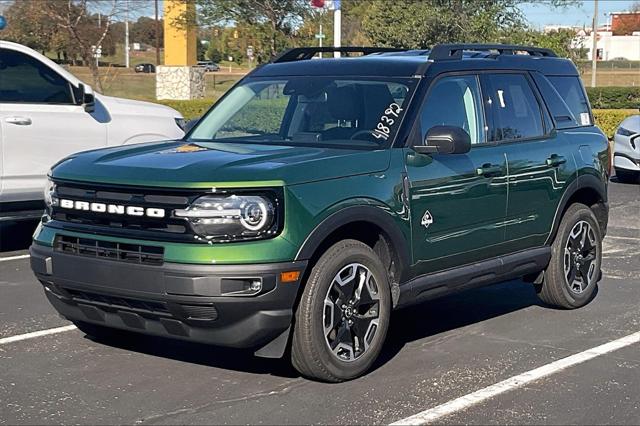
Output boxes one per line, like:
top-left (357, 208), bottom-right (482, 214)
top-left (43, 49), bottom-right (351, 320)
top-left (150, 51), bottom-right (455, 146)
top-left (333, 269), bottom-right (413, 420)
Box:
top-left (428, 44), bottom-right (557, 61)
top-left (271, 46), bottom-right (406, 63)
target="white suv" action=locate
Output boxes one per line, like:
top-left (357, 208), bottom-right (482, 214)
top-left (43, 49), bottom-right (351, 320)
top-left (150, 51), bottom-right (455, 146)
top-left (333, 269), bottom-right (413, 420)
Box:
top-left (0, 41), bottom-right (185, 221)
top-left (614, 113), bottom-right (640, 183)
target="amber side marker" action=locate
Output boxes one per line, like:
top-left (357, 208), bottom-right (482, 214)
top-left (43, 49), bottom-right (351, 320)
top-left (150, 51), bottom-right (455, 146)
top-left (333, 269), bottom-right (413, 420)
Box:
top-left (280, 271), bottom-right (301, 283)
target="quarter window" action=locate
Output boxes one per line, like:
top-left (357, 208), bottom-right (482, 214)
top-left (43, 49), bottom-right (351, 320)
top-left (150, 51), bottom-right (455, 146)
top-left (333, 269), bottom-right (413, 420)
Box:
top-left (548, 76), bottom-right (592, 126)
top-left (0, 49), bottom-right (74, 104)
top-left (484, 74), bottom-right (544, 142)
top-left (420, 75), bottom-right (485, 145)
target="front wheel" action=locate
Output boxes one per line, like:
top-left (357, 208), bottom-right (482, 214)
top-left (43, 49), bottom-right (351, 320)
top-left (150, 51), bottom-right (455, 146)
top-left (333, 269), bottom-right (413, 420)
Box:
top-left (291, 239), bottom-right (391, 382)
top-left (537, 203), bottom-right (602, 309)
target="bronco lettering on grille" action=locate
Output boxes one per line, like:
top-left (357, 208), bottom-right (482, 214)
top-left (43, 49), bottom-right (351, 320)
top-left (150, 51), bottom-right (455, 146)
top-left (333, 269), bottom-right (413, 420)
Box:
top-left (59, 199), bottom-right (165, 218)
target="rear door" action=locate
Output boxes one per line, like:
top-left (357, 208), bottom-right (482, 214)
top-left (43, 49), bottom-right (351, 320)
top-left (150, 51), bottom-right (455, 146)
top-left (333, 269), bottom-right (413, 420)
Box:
top-left (405, 74), bottom-right (509, 276)
top-left (0, 48), bottom-right (106, 202)
top-left (481, 72), bottom-right (575, 251)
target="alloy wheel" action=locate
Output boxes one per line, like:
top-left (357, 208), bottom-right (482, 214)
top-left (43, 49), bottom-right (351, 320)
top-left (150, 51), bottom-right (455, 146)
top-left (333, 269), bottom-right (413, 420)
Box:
top-left (563, 220), bottom-right (598, 294)
top-left (323, 263), bottom-right (380, 362)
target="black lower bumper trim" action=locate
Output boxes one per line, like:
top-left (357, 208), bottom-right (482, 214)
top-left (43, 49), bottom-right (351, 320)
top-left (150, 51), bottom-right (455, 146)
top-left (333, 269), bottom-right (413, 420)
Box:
top-left (30, 244), bottom-right (306, 351)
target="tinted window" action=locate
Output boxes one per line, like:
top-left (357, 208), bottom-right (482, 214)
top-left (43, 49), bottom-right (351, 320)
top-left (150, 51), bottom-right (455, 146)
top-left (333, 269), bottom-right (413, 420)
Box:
top-left (484, 74), bottom-right (544, 141)
top-left (548, 76), bottom-right (591, 126)
top-left (531, 73), bottom-right (580, 129)
top-left (0, 49), bottom-right (74, 104)
top-left (420, 75), bottom-right (485, 145)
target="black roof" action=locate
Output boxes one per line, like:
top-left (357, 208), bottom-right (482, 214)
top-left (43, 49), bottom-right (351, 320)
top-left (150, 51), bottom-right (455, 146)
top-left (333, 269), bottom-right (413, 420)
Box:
top-left (251, 44), bottom-right (579, 78)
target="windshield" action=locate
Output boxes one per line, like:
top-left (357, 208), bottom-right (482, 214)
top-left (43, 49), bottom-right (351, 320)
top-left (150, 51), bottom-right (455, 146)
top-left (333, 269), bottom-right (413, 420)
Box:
top-left (189, 76), bottom-right (417, 149)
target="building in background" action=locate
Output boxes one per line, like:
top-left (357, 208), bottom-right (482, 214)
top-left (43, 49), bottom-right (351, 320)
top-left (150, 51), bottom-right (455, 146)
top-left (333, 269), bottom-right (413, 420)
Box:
top-left (567, 11), bottom-right (640, 61)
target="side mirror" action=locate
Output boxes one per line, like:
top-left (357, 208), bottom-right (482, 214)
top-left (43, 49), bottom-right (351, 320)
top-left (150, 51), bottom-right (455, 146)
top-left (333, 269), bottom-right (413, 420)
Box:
top-left (413, 125), bottom-right (471, 155)
top-left (78, 83), bottom-right (95, 113)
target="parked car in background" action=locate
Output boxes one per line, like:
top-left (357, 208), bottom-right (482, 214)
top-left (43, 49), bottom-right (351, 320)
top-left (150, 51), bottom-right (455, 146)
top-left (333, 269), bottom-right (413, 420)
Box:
top-left (613, 112), bottom-right (640, 183)
top-left (195, 61), bottom-right (220, 72)
top-left (0, 41), bottom-right (185, 222)
top-left (134, 63), bottom-right (156, 73)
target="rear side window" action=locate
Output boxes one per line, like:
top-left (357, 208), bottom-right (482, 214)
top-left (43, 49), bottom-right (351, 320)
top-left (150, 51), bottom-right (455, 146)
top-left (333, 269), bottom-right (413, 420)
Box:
top-left (483, 74), bottom-right (545, 142)
top-left (0, 48), bottom-right (74, 104)
top-left (548, 76), bottom-right (592, 126)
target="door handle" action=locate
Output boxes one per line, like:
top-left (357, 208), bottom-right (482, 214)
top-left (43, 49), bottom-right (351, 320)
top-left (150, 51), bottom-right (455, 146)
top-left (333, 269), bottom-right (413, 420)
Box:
top-left (476, 163), bottom-right (503, 177)
top-left (5, 116), bottom-right (32, 126)
top-left (546, 154), bottom-right (566, 167)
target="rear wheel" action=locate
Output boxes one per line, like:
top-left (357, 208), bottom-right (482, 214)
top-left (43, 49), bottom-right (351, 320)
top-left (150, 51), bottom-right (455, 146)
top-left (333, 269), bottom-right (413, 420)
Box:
top-left (291, 239), bottom-right (391, 382)
top-left (615, 167), bottom-right (640, 184)
top-left (537, 203), bottom-right (602, 309)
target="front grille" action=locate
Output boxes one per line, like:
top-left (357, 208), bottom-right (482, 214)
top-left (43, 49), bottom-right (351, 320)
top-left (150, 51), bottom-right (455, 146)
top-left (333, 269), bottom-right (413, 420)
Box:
top-left (49, 181), bottom-right (201, 242)
top-left (64, 288), bottom-right (170, 315)
top-left (55, 235), bottom-right (164, 265)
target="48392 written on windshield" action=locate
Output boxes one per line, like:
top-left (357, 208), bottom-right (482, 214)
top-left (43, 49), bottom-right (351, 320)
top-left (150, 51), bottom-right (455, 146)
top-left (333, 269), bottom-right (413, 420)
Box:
top-left (372, 103), bottom-right (404, 141)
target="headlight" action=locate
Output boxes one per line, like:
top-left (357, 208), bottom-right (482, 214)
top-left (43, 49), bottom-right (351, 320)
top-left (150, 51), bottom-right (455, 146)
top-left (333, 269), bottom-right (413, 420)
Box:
top-left (43, 178), bottom-right (57, 209)
top-left (616, 126), bottom-right (635, 137)
top-left (174, 194), bottom-right (279, 241)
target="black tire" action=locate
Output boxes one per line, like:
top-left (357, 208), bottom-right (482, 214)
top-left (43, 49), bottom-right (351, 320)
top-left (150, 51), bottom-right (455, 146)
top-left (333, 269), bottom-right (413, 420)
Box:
top-left (291, 239), bottom-right (391, 382)
top-left (73, 321), bottom-right (134, 342)
top-left (615, 168), bottom-right (640, 184)
top-left (537, 203), bottom-right (602, 309)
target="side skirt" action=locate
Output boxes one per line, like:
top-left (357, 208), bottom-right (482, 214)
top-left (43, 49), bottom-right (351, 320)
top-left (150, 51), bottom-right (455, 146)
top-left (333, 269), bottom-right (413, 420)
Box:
top-left (396, 247), bottom-right (551, 308)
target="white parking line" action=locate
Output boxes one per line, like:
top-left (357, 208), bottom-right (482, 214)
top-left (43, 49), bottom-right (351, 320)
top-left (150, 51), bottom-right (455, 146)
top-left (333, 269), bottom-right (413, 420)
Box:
top-left (390, 331), bottom-right (640, 425)
top-left (0, 254), bottom-right (30, 262)
top-left (0, 325), bottom-right (77, 345)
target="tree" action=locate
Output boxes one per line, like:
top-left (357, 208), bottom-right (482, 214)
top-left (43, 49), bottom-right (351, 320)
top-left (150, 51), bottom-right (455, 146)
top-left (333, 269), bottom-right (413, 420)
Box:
top-left (192, 0), bottom-right (312, 57)
top-left (130, 16), bottom-right (164, 47)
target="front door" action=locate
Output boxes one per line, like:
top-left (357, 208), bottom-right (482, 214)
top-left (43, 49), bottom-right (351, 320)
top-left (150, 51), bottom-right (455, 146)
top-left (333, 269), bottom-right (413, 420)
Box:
top-left (405, 74), bottom-right (508, 277)
top-left (0, 48), bottom-right (106, 202)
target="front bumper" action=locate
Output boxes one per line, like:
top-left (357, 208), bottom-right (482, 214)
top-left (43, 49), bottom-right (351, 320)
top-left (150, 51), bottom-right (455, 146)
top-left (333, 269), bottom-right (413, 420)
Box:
top-left (30, 244), bottom-right (306, 354)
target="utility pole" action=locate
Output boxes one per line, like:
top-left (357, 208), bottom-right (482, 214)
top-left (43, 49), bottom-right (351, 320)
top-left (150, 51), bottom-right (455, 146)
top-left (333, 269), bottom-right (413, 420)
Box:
top-left (155, 0), bottom-right (160, 65)
top-left (124, 0), bottom-right (130, 68)
top-left (333, 0), bottom-right (341, 58)
top-left (591, 0), bottom-right (598, 87)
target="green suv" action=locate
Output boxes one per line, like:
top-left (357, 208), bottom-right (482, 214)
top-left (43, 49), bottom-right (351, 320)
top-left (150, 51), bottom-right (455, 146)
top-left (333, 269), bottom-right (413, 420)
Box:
top-left (31, 44), bottom-right (610, 382)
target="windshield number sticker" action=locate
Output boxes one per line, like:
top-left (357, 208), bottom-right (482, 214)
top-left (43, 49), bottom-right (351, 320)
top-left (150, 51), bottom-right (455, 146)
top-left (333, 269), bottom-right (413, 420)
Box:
top-left (373, 103), bottom-right (403, 141)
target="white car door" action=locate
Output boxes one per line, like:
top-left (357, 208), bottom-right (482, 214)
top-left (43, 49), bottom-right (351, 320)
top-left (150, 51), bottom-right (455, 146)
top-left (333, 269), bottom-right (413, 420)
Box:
top-left (0, 47), bottom-right (107, 202)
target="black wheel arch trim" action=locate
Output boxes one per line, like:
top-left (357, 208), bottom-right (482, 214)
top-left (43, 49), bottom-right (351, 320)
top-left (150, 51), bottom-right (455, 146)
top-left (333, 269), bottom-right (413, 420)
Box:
top-left (294, 205), bottom-right (411, 282)
top-left (545, 173), bottom-right (608, 245)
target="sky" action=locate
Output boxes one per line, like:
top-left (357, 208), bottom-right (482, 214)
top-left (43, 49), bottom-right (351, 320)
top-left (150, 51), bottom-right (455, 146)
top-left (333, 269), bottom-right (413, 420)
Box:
top-left (519, 1), bottom-right (637, 29)
top-left (0, 0), bottom-right (638, 28)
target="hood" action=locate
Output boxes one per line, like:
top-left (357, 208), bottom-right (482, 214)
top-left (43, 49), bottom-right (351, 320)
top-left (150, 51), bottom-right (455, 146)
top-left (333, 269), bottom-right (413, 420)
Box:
top-left (96, 94), bottom-right (183, 119)
top-left (51, 141), bottom-right (391, 188)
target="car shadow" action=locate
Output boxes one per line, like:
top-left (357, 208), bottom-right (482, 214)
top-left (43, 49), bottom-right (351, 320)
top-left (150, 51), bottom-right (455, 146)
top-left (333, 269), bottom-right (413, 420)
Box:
top-left (84, 279), bottom-right (545, 380)
top-left (0, 219), bottom-right (39, 252)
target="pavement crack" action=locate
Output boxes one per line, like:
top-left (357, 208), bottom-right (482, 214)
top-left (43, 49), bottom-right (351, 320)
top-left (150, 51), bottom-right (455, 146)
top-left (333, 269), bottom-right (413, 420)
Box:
top-left (134, 378), bottom-right (305, 424)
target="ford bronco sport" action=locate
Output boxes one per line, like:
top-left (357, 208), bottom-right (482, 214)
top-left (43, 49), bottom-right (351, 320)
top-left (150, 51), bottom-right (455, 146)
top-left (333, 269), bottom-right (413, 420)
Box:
top-left (31, 45), bottom-right (610, 382)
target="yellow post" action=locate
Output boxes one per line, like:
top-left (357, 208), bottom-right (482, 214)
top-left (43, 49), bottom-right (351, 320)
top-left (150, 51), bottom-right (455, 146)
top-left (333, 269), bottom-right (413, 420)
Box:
top-left (164, 0), bottom-right (197, 66)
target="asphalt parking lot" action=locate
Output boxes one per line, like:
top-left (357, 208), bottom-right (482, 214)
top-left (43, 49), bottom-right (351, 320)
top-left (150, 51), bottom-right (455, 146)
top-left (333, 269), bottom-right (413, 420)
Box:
top-left (1, 179), bottom-right (638, 425)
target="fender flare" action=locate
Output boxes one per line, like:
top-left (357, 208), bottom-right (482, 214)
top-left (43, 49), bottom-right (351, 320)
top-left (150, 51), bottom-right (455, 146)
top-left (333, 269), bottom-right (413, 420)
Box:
top-left (295, 205), bottom-right (411, 282)
top-left (545, 173), bottom-right (608, 245)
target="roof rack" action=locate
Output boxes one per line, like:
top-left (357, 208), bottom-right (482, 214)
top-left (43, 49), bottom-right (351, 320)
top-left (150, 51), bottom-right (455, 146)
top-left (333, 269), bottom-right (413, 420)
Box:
top-left (428, 44), bottom-right (557, 61)
top-left (271, 46), bottom-right (406, 63)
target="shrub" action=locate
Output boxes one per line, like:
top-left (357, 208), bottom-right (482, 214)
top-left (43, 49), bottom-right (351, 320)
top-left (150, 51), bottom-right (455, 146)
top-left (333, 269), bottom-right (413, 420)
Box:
top-left (587, 87), bottom-right (640, 109)
top-left (593, 109), bottom-right (638, 139)
top-left (158, 100), bottom-right (214, 120)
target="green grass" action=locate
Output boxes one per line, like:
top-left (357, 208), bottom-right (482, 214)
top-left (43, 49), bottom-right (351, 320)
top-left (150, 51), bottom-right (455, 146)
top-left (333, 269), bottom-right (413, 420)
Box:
top-left (67, 67), bottom-right (241, 102)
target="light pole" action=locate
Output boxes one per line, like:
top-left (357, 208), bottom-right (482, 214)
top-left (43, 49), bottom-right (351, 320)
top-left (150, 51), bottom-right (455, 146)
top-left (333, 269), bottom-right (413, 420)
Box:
top-left (333, 0), bottom-right (341, 58)
top-left (125, 0), bottom-right (130, 68)
top-left (591, 0), bottom-right (598, 88)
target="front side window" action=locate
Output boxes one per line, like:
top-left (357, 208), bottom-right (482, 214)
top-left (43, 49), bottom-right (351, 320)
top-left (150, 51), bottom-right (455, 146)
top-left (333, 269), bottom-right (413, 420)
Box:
top-left (0, 49), bottom-right (74, 104)
top-left (419, 74), bottom-right (486, 145)
top-left (189, 76), bottom-right (417, 149)
top-left (484, 74), bottom-right (545, 142)
top-left (548, 76), bottom-right (592, 126)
